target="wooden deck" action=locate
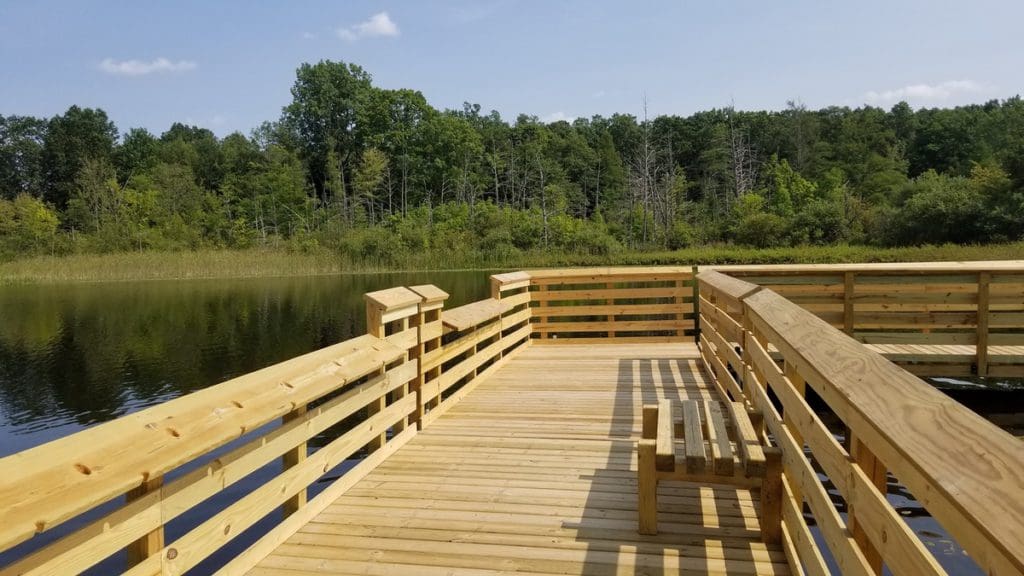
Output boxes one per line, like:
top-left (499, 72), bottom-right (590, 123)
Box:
top-left (249, 343), bottom-right (790, 576)
top-left (4, 264), bottom-right (1023, 576)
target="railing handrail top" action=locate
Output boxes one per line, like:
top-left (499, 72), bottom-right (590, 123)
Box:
top-left (442, 298), bottom-right (503, 331)
top-left (696, 270), bottom-right (761, 302)
top-left (702, 260), bottom-right (1024, 274)
top-left (364, 286), bottom-right (422, 311)
top-left (0, 333), bottom-right (403, 551)
top-left (522, 266), bottom-right (694, 280)
top-left (743, 288), bottom-right (1024, 570)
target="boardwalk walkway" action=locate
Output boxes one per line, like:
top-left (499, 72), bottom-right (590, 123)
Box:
top-left (249, 343), bottom-right (790, 576)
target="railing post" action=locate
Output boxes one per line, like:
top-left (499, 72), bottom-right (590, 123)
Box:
top-left (126, 475), bottom-right (164, 567)
top-left (782, 361), bottom-right (806, 507)
top-left (849, 434), bottom-right (886, 574)
top-left (675, 277), bottom-right (686, 339)
top-left (281, 406), bottom-right (307, 517)
top-left (538, 285), bottom-right (548, 340)
top-left (691, 266), bottom-right (701, 343)
top-left (365, 287), bottom-right (423, 450)
top-left (409, 285), bottom-right (448, 429)
top-left (977, 272), bottom-right (990, 376)
top-left (843, 271), bottom-right (855, 335)
top-left (607, 282), bottom-right (615, 338)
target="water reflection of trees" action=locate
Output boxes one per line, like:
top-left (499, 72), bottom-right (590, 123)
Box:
top-left (0, 272), bottom-right (488, 430)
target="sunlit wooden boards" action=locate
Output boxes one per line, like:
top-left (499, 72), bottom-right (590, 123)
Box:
top-left (247, 343), bottom-right (792, 576)
top-left (0, 334), bottom-right (405, 558)
top-left (744, 288), bottom-right (1024, 576)
top-left (526, 268), bottom-right (696, 343)
top-left (707, 263), bottom-right (1024, 377)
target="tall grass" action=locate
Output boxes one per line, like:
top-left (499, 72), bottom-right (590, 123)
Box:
top-left (1, 242), bottom-right (1022, 284)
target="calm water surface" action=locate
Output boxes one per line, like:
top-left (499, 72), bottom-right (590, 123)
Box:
top-left (0, 271), bottom-right (491, 456)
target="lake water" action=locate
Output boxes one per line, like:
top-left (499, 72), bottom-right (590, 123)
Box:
top-left (0, 272), bottom-right (1011, 575)
top-left (0, 272), bottom-right (491, 457)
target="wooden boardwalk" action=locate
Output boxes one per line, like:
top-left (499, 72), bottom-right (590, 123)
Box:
top-left (249, 343), bottom-right (790, 576)
top-left (5, 264), bottom-right (1023, 576)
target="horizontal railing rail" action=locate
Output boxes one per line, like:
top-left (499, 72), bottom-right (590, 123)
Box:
top-left (0, 332), bottom-right (416, 576)
top-left (0, 277), bottom-right (533, 576)
top-left (706, 262), bottom-right (1024, 377)
top-left (1, 263), bottom-right (1022, 576)
top-left (522, 266), bottom-right (697, 343)
top-left (697, 269), bottom-right (1024, 576)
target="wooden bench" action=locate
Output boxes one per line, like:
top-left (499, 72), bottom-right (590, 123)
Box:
top-left (637, 399), bottom-right (782, 542)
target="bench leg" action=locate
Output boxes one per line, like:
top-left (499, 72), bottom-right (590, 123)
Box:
top-left (638, 439), bottom-right (658, 535)
top-left (760, 447), bottom-right (783, 544)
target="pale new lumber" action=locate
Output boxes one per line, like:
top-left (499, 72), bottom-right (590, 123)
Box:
top-left (641, 404), bottom-right (658, 440)
top-left (497, 291), bottom-right (530, 311)
top-left (745, 288), bottom-right (1024, 576)
top-left (531, 303), bottom-right (686, 317)
top-left (533, 335), bottom-right (685, 345)
top-left (489, 270), bottom-right (531, 292)
top-left (0, 334), bottom-right (402, 553)
top-left (729, 402), bottom-right (765, 477)
top-left (781, 476), bottom-right (830, 576)
top-left (531, 319), bottom-right (692, 332)
top-left (126, 475), bottom-right (164, 567)
top-left (704, 401), bottom-right (734, 475)
top-left (420, 333), bottom-right (529, 427)
top-left (525, 266), bottom-right (693, 284)
top-left (0, 362), bottom-right (415, 576)
top-left (528, 285), bottom-right (689, 302)
top-left (246, 342), bottom-right (784, 574)
top-left (441, 299), bottom-right (502, 331)
top-left (681, 400), bottom-right (706, 474)
top-left (761, 448), bottom-right (783, 545)
top-left (637, 438), bottom-right (658, 535)
top-left (768, 395), bottom-right (874, 576)
top-left (422, 321), bottom-right (501, 372)
top-left (280, 406), bottom-right (308, 518)
top-left (978, 272), bottom-right (990, 376)
top-left (697, 270), bottom-right (762, 305)
top-left (655, 399), bottom-right (675, 471)
top-left (214, 425), bottom-right (418, 576)
top-left (747, 334), bottom-right (944, 575)
top-left (705, 260), bottom-right (1024, 274)
top-left (407, 284), bottom-right (449, 304)
top-left (126, 393), bottom-right (417, 576)
top-left (363, 286), bottom-right (421, 311)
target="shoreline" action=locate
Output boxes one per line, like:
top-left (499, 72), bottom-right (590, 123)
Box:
top-left (2, 242), bottom-right (1023, 284)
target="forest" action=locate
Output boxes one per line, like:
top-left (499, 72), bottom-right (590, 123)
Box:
top-left (2, 59), bottom-right (1023, 266)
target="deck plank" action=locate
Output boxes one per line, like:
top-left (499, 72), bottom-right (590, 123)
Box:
top-left (248, 343), bottom-right (790, 576)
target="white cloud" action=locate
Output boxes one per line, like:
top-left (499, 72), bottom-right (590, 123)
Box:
top-left (541, 111), bottom-right (575, 124)
top-left (864, 80), bottom-right (993, 106)
top-left (99, 57), bottom-right (197, 76)
top-left (337, 12), bottom-right (400, 42)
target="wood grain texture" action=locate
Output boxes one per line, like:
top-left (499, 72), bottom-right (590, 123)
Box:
top-left (248, 343), bottom-right (790, 576)
top-left (0, 334), bottom-right (403, 554)
top-left (745, 288), bottom-right (1024, 576)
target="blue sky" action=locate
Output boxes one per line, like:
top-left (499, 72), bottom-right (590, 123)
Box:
top-left (1, 1), bottom-right (1021, 137)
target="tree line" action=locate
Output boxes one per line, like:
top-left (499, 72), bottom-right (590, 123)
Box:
top-left (2, 59), bottom-right (1023, 263)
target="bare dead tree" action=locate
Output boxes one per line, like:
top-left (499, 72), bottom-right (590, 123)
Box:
top-left (727, 105), bottom-right (757, 199)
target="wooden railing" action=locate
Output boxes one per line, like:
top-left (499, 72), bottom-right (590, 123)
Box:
top-left (524, 266), bottom-right (696, 343)
top-left (0, 279), bottom-right (531, 576)
top-left (1, 264), bottom-right (1022, 576)
top-left (697, 269), bottom-right (1024, 576)
top-left (710, 262), bottom-right (1024, 377)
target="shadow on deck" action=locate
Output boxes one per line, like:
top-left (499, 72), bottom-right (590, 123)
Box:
top-left (249, 343), bottom-right (788, 575)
